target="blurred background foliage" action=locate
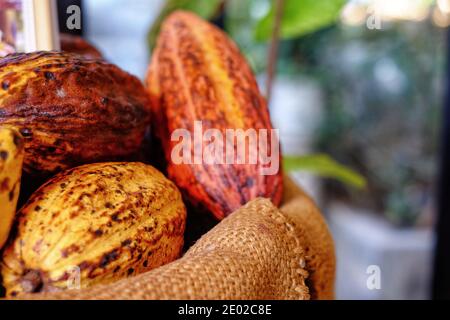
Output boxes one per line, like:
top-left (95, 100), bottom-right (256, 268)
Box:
top-left (254, 0), bottom-right (346, 41)
top-left (148, 0), bottom-right (445, 227)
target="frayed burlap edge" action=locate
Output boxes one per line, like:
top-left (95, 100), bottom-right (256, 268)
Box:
top-left (17, 176), bottom-right (335, 300)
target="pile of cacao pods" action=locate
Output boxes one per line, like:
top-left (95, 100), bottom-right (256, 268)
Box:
top-left (0, 11), bottom-right (282, 298)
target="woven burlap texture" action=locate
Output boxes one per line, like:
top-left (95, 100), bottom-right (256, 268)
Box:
top-left (24, 176), bottom-right (335, 300)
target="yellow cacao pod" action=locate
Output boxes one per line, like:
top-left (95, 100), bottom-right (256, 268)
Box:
top-left (1, 162), bottom-right (186, 297)
top-left (0, 127), bottom-right (24, 248)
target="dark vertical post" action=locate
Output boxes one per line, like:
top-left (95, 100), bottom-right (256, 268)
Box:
top-left (211, 0), bottom-right (226, 29)
top-left (433, 29), bottom-right (450, 300)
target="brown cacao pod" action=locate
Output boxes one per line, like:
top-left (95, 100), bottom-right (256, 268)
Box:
top-left (146, 11), bottom-right (283, 220)
top-left (0, 51), bottom-right (151, 176)
top-left (1, 34), bottom-right (102, 59)
top-left (60, 34), bottom-right (103, 59)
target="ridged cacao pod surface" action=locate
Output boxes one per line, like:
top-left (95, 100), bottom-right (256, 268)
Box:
top-left (0, 127), bottom-right (24, 248)
top-left (0, 51), bottom-right (151, 176)
top-left (147, 11), bottom-right (283, 220)
top-left (1, 162), bottom-right (186, 297)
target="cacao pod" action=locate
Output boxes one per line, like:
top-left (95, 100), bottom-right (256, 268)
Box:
top-left (0, 51), bottom-right (151, 176)
top-left (1, 162), bottom-right (186, 297)
top-left (60, 34), bottom-right (103, 59)
top-left (1, 34), bottom-right (102, 59)
top-left (146, 11), bottom-right (283, 220)
top-left (0, 127), bottom-right (24, 248)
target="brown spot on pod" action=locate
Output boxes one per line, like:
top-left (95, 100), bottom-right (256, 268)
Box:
top-left (0, 150), bottom-right (8, 160)
top-left (60, 244), bottom-right (81, 258)
top-left (92, 229), bottom-right (103, 237)
top-left (1, 81), bottom-right (10, 90)
top-left (100, 250), bottom-right (119, 268)
top-left (8, 189), bottom-right (15, 201)
top-left (44, 71), bottom-right (56, 80)
top-left (11, 131), bottom-right (23, 148)
top-left (121, 239), bottom-right (132, 247)
top-left (105, 202), bottom-right (114, 209)
top-left (0, 178), bottom-right (10, 192)
top-left (19, 128), bottom-right (32, 138)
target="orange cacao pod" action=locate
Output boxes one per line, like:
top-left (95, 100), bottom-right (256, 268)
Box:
top-left (146, 11), bottom-right (283, 220)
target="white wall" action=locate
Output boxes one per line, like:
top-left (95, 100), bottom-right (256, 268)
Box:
top-left (84, 0), bottom-right (164, 79)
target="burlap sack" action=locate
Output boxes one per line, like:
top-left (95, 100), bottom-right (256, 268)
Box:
top-left (24, 176), bottom-right (335, 300)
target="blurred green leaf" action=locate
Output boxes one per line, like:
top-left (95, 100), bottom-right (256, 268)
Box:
top-left (255, 0), bottom-right (346, 41)
top-left (148, 0), bottom-right (223, 50)
top-left (283, 154), bottom-right (367, 189)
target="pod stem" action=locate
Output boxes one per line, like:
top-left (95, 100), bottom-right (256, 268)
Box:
top-left (266, 0), bottom-right (285, 105)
